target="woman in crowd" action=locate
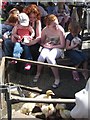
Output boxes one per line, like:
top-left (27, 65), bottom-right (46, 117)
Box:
top-left (33, 14), bottom-right (65, 88)
top-left (65, 21), bottom-right (88, 81)
top-left (23, 4), bottom-right (41, 61)
top-left (2, 8), bottom-right (19, 56)
top-left (3, 4), bottom-right (41, 61)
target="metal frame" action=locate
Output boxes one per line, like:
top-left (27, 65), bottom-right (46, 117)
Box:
top-left (0, 57), bottom-right (90, 120)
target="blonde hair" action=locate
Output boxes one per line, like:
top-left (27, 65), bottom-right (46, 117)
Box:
top-left (44, 14), bottom-right (58, 25)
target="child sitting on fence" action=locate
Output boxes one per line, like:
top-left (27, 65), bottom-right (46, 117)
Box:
top-left (65, 21), bottom-right (88, 81)
top-left (11, 13), bottom-right (35, 70)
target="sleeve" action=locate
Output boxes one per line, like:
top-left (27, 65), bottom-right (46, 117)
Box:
top-left (66, 33), bottom-right (73, 42)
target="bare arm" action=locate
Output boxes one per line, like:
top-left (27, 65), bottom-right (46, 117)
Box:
top-left (27, 20), bottom-right (41, 46)
top-left (66, 39), bottom-right (79, 50)
top-left (40, 28), bottom-right (46, 46)
top-left (35, 20), bottom-right (41, 40)
top-left (11, 25), bottom-right (21, 42)
top-left (28, 26), bottom-right (35, 39)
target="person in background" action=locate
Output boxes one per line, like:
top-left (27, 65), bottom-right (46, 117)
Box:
top-left (2, 8), bottom-right (19, 56)
top-left (65, 21), bottom-right (88, 81)
top-left (46, 2), bottom-right (56, 15)
top-left (23, 4), bottom-right (42, 61)
top-left (38, 2), bottom-right (48, 28)
top-left (11, 13), bottom-right (35, 70)
top-left (54, 2), bottom-right (70, 30)
top-left (33, 14), bottom-right (65, 88)
top-left (2, 8), bottom-right (19, 35)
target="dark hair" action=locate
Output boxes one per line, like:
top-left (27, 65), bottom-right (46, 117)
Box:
top-left (68, 21), bottom-right (81, 35)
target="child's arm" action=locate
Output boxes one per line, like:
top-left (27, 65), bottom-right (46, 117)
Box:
top-left (11, 25), bottom-right (21, 42)
top-left (66, 39), bottom-right (79, 50)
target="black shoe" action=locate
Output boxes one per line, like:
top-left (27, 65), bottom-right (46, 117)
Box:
top-left (52, 82), bottom-right (60, 89)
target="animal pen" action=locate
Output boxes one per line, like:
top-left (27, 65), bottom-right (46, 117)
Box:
top-left (0, 57), bottom-right (89, 120)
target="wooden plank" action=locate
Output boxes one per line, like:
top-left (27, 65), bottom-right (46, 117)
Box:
top-left (5, 56), bottom-right (89, 72)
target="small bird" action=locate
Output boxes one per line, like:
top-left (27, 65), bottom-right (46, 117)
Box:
top-left (28, 92), bottom-right (38, 98)
top-left (60, 109), bottom-right (71, 118)
top-left (20, 103), bottom-right (36, 115)
top-left (35, 90), bottom-right (55, 107)
top-left (20, 90), bottom-right (55, 115)
top-left (36, 90), bottom-right (55, 99)
top-left (55, 103), bottom-right (71, 118)
top-left (41, 104), bottom-right (55, 118)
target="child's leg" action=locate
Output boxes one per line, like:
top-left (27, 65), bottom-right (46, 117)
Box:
top-left (82, 61), bottom-right (88, 80)
top-left (22, 45), bottom-right (32, 60)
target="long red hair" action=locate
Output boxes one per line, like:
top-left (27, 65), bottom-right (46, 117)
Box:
top-left (23, 4), bottom-right (41, 20)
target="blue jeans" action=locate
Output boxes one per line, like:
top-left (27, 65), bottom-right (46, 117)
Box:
top-left (3, 38), bottom-right (14, 57)
top-left (3, 38), bottom-right (33, 60)
top-left (21, 44), bottom-right (32, 60)
top-left (66, 50), bottom-right (88, 65)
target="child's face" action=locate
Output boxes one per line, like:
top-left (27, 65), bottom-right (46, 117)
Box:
top-left (12, 10), bottom-right (19, 17)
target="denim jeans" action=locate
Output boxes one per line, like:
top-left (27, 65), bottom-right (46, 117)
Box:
top-left (21, 44), bottom-right (32, 60)
top-left (3, 38), bottom-right (14, 57)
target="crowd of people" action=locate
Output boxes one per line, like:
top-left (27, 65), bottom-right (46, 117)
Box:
top-left (1, 2), bottom-right (89, 88)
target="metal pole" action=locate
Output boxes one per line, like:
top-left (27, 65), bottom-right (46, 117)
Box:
top-left (5, 92), bottom-right (12, 120)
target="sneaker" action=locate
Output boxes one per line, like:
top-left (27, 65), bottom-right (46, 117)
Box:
top-left (24, 63), bottom-right (31, 70)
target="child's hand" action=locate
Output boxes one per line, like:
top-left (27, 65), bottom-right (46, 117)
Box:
top-left (73, 43), bottom-right (79, 48)
top-left (17, 36), bottom-right (21, 42)
top-left (29, 36), bottom-right (33, 41)
top-left (14, 34), bottom-right (21, 40)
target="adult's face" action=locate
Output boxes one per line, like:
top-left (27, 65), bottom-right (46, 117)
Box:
top-left (49, 19), bottom-right (59, 30)
top-left (29, 13), bottom-right (37, 23)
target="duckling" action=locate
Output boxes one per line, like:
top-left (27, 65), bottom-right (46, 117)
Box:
top-left (20, 90), bottom-right (55, 115)
top-left (55, 103), bottom-right (71, 118)
top-left (36, 90), bottom-right (55, 99)
top-left (55, 103), bottom-right (66, 110)
top-left (28, 92), bottom-right (38, 98)
top-left (20, 103), bottom-right (36, 115)
top-left (60, 109), bottom-right (71, 118)
top-left (35, 90), bottom-right (55, 107)
top-left (41, 104), bottom-right (55, 118)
